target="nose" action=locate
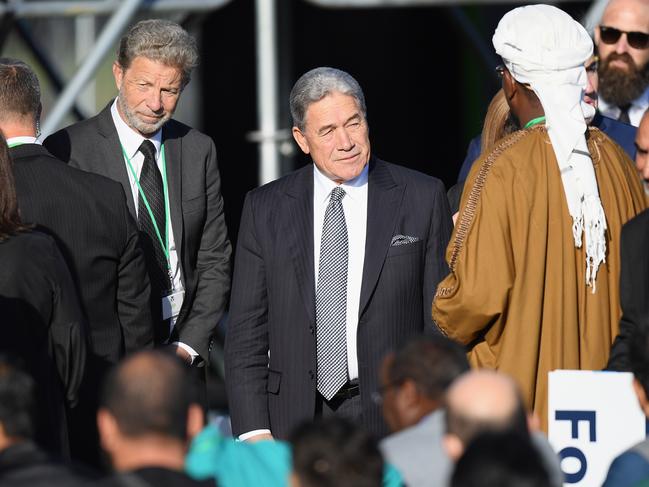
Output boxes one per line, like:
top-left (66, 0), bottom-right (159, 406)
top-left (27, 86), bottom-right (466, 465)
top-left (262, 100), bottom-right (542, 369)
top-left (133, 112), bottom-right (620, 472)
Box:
top-left (615, 34), bottom-right (630, 54)
top-left (146, 90), bottom-right (163, 113)
top-left (336, 128), bottom-right (354, 151)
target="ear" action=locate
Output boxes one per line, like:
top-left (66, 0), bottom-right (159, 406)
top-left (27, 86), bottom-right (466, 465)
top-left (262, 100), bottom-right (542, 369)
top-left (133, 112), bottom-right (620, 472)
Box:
top-left (97, 409), bottom-right (119, 454)
top-left (443, 433), bottom-right (464, 462)
top-left (527, 412), bottom-right (541, 433)
top-left (186, 403), bottom-right (205, 441)
top-left (632, 378), bottom-right (649, 416)
top-left (289, 472), bottom-right (302, 487)
top-left (113, 61), bottom-right (125, 91)
top-left (292, 127), bottom-right (310, 155)
top-left (502, 70), bottom-right (518, 102)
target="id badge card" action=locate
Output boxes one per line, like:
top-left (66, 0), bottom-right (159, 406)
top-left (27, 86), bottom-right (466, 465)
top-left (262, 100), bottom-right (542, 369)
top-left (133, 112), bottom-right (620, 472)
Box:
top-left (162, 289), bottom-right (184, 320)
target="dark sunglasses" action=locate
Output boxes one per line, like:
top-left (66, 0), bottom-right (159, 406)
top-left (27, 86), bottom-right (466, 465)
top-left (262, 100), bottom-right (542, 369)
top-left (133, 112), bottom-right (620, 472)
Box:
top-left (599, 26), bottom-right (649, 49)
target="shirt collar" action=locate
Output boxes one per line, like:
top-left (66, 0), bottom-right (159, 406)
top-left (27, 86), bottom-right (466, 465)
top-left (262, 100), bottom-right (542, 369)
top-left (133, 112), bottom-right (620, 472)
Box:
top-left (111, 98), bottom-right (162, 160)
top-left (313, 162), bottom-right (369, 205)
top-left (6, 136), bottom-right (40, 147)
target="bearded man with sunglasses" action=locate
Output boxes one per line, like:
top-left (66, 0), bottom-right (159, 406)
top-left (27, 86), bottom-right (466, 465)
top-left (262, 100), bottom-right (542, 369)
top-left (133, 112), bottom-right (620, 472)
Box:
top-left (596, 0), bottom-right (649, 127)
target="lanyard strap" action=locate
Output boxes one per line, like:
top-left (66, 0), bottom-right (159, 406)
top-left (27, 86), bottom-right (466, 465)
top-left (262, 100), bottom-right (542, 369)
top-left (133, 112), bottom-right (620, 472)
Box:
top-left (121, 142), bottom-right (171, 267)
top-left (524, 116), bottom-right (546, 129)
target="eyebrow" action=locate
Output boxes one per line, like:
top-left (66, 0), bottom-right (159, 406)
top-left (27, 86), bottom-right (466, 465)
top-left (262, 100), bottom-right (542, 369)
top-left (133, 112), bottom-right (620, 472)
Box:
top-left (316, 113), bottom-right (362, 135)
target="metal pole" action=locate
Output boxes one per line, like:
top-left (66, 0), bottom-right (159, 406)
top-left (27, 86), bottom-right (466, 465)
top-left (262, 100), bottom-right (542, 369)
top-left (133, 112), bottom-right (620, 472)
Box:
top-left (41, 0), bottom-right (143, 136)
top-left (255, 0), bottom-right (280, 185)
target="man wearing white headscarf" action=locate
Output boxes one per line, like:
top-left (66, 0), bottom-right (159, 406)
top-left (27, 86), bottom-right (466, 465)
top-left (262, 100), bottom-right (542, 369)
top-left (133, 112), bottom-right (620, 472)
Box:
top-left (433, 4), bottom-right (646, 430)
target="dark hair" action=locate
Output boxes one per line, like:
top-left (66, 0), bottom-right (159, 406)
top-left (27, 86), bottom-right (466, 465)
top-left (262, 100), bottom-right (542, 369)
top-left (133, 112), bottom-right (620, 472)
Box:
top-left (630, 324), bottom-right (649, 397)
top-left (446, 389), bottom-right (529, 446)
top-left (100, 350), bottom-right (197, 440)
top-left (0, 355), bottom-right (35, 439)
top-left (387, 335), bottom-right (469, 401)
top-left (0, 131), bottom-right (29, 242)
top-left (451, 431), bottom-right (550, 487)
top-left (0, 58), bottom-right (41, 121)
top-left (290, 417), bottom-right (383, 487)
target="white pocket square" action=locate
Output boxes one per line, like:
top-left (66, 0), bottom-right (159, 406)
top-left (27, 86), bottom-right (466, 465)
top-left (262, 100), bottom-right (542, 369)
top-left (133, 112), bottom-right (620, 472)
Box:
top-left (390, 234), bottom-right (420, 246)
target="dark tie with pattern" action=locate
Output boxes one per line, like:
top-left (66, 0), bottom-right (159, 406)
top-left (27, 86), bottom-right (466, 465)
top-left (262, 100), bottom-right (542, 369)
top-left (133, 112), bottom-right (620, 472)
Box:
top-left (316, 186), bottom-right (349, 400)
top-left (618, 104), bottom-right (631, 125)
top-left (137, 140), bottom-right (171, 336)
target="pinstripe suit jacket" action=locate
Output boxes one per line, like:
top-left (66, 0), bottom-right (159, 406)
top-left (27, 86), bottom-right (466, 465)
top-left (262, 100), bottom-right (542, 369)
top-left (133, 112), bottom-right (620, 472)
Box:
top-left (225, 158), bottom-right (452, 439)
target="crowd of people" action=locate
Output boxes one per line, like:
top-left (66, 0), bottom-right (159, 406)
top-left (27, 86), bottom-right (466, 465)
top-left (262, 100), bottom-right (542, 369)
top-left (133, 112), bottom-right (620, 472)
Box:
top-left (1, 0), bottom-right (649, 485)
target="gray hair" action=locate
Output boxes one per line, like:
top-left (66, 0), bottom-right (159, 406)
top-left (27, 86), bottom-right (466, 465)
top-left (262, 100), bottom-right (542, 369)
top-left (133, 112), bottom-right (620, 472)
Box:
top-left (117, 19), bottom-right (198, 88)
top-left (0, 58), bottom-right (41, 121)
top-left (289, 67), bottom-right (366, 131)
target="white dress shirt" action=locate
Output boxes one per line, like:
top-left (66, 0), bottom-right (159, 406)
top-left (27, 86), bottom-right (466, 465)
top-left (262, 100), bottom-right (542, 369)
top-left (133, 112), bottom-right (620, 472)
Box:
top-left (7, 136), bottom-right (40, 147)
top-left (111, 99), bottom-right (197, 360)
top-left (599, 86), bottom-right (649, 127)
top-left (313, 163), bottom-right (368, 382)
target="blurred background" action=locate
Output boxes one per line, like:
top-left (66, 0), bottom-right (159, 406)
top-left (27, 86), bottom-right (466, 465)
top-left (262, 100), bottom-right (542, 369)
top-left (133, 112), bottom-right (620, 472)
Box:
top-left (1, 0), bottom-right (596, 249)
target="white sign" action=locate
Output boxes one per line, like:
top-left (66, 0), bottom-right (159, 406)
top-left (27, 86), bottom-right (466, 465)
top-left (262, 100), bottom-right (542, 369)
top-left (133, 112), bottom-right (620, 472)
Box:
top-left (548, 370), bottom-right (646, 487)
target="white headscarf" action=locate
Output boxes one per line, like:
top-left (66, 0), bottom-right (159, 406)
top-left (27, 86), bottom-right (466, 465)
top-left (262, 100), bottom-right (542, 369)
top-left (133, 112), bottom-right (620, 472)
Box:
top-left (493, 4), bottom-right (606, 290)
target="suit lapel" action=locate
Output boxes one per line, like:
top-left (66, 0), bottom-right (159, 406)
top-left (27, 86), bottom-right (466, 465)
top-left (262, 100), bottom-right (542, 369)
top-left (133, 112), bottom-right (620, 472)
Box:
top-left (97, 104), bottom-right (137, 216)
top-left (161, 124), bottom-right (184, 258)
top-left (359, 159), bottom-right (405, 316)
top-left (285, 166), bottom-right (316, 325)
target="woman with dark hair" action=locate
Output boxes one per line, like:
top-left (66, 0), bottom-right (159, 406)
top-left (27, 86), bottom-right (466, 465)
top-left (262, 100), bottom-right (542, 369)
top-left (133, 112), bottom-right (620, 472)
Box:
top-left (0, 131), bottom-right (86, 456)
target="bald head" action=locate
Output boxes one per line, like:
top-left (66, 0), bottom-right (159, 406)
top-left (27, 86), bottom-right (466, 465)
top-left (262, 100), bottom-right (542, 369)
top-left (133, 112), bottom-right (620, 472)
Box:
top-left (445, 371), bottom-right (528, 449)
top-left (100, 350), bottom-right (197, 440)
top-left (636, 110), bottom-right (649, 193)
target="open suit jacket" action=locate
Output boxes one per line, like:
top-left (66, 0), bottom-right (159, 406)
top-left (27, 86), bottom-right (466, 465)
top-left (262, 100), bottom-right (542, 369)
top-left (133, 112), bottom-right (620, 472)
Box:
top-left (225, 158), bottom-right (452, 439)
top-left (11, 143), bottom-right (153, 366)
top-left (44, 103), bottom-right (232, 361)
top-left (608, 208), bottom-right (649, 371)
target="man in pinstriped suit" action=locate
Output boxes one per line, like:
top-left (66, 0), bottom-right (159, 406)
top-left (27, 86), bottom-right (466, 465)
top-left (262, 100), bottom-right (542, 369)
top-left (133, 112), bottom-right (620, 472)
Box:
top-left (225, 67), bottom-right (452, 441)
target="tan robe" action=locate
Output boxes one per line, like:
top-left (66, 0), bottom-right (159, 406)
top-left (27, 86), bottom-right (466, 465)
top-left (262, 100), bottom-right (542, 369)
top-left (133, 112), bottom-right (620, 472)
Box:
top-left (433, 125), bottom-right (646, 430)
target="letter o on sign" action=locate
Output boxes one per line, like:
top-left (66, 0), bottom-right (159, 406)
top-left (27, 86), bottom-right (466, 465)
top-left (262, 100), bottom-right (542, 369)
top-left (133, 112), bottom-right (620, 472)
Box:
top-left (560, 446), bottom-right (587, 483)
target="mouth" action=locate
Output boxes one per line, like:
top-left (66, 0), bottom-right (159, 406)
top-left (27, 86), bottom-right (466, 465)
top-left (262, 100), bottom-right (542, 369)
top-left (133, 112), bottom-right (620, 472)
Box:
top-left (139, 113), bottom-right (164, 123)
top-left (608, 59), bottom-right (632, 71)
top-left (336, 153), bottom-right (361, 163)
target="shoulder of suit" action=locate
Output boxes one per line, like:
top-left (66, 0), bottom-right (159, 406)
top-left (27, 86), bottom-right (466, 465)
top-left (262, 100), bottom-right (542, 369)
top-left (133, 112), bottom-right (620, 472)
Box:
top-left (247, 163), bottom-right (311, 198)
top-left (374, 158), bottom-right (445, 192)
top-left (624, 208), bottom-right (649, 236)
top-left (164, 118), bottom-right (215, 147)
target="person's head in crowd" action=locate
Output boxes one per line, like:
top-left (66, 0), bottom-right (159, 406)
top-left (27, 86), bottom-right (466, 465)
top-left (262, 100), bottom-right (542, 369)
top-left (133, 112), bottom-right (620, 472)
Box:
top-left (444, 370), bottom-right (529, 461)
top-left (450, 430), bottom-right (550, 487)
top-left (289, 417), bottom-right (383, 487)
top-left (0, 58), bottom-right (41, 138)
top-left (584, 54), bottom-right (601, 110)
top-left (635, 109), bottom-right (649, 193)
top-left (595, 0), bottom-right (649, 109)
top-left (97, 350), bottom-right (204, 472)
top-left (378, 335), bottom-right (469, 433)
top-left (290, 67), bottom-right (371, 184)
top-left (113, 19), bottom-right (198, 137)
top-left (0, 355), bottom-right (35, 451)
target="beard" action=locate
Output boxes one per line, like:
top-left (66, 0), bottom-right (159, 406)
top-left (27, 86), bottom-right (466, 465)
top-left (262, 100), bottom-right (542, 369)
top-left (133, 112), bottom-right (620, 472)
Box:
top-left (598, 52), bottom-right (649, 107)
top-left (117, 90), bottom-right (171, 136)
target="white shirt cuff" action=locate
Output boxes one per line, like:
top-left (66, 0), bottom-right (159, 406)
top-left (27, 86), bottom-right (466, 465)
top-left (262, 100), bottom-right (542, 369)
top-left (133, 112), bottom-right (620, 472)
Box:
top-left (172, 341), bottom-right (200, 365)
top-left (238, 429), bottom-right (272, 441)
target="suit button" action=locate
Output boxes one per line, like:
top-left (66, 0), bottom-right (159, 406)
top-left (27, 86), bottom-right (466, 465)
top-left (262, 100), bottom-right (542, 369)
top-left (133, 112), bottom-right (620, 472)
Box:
top-left (308, 370), bottom-right (314, 380)
top-left (309, 326), bottom-right (314, 335)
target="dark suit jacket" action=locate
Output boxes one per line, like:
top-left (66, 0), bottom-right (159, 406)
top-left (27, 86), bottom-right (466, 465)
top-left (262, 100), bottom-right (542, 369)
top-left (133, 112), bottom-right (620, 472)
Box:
top-left (607, 209), bottom-right (649, 371)
top-left (0, 231), bottom-right (86, 455)
top-left (11, 143), bottom-right (153, 366)
top-left (225, 158), bottom-right (452, 439)
top-left (93, 467), bottom-right (216, 487)
top-left (44, 104), bottom-right (232, 360)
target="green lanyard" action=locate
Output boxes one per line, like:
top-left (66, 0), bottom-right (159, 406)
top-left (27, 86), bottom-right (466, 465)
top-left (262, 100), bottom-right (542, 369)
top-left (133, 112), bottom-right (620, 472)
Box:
top-left (121, 142), bottom-right (171, 269)
top-left (524, 116), bottom-right (546, 129)
top-left (8, 142), bottom-right (23, 148)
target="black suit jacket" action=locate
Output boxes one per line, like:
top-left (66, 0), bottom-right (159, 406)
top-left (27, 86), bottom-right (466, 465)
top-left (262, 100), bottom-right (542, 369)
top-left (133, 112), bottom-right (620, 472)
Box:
top-left (607, 208), bottom-right (649, 371)
top-left (225, 159), bottom-right (452, 439)
top-left (44, 104), bottom-right (232, 360)
top-left (11, 143), bottom-right (153, 366)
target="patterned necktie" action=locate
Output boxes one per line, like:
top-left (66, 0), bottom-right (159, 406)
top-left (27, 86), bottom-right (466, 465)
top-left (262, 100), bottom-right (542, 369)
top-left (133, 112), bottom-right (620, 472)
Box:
top-left (316, 186), bottom-right (349, 400)
top-left (618, 104), bottom-right (631, 125)
top-left (137, 140), bottom-right (171, 304)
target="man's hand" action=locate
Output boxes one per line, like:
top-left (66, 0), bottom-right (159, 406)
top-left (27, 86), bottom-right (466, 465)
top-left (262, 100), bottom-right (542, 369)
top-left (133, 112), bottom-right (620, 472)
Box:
top-left (173, 345), bottom-right (193, 365)
top-left (245, 433), bottom-right (274, 443)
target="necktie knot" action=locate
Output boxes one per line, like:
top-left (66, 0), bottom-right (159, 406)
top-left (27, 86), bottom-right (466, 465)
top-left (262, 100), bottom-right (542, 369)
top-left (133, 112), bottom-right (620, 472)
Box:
top-left (139, 139), bottom-right (156, 161)
top-left (330, 186), bottom-right (346, 203)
